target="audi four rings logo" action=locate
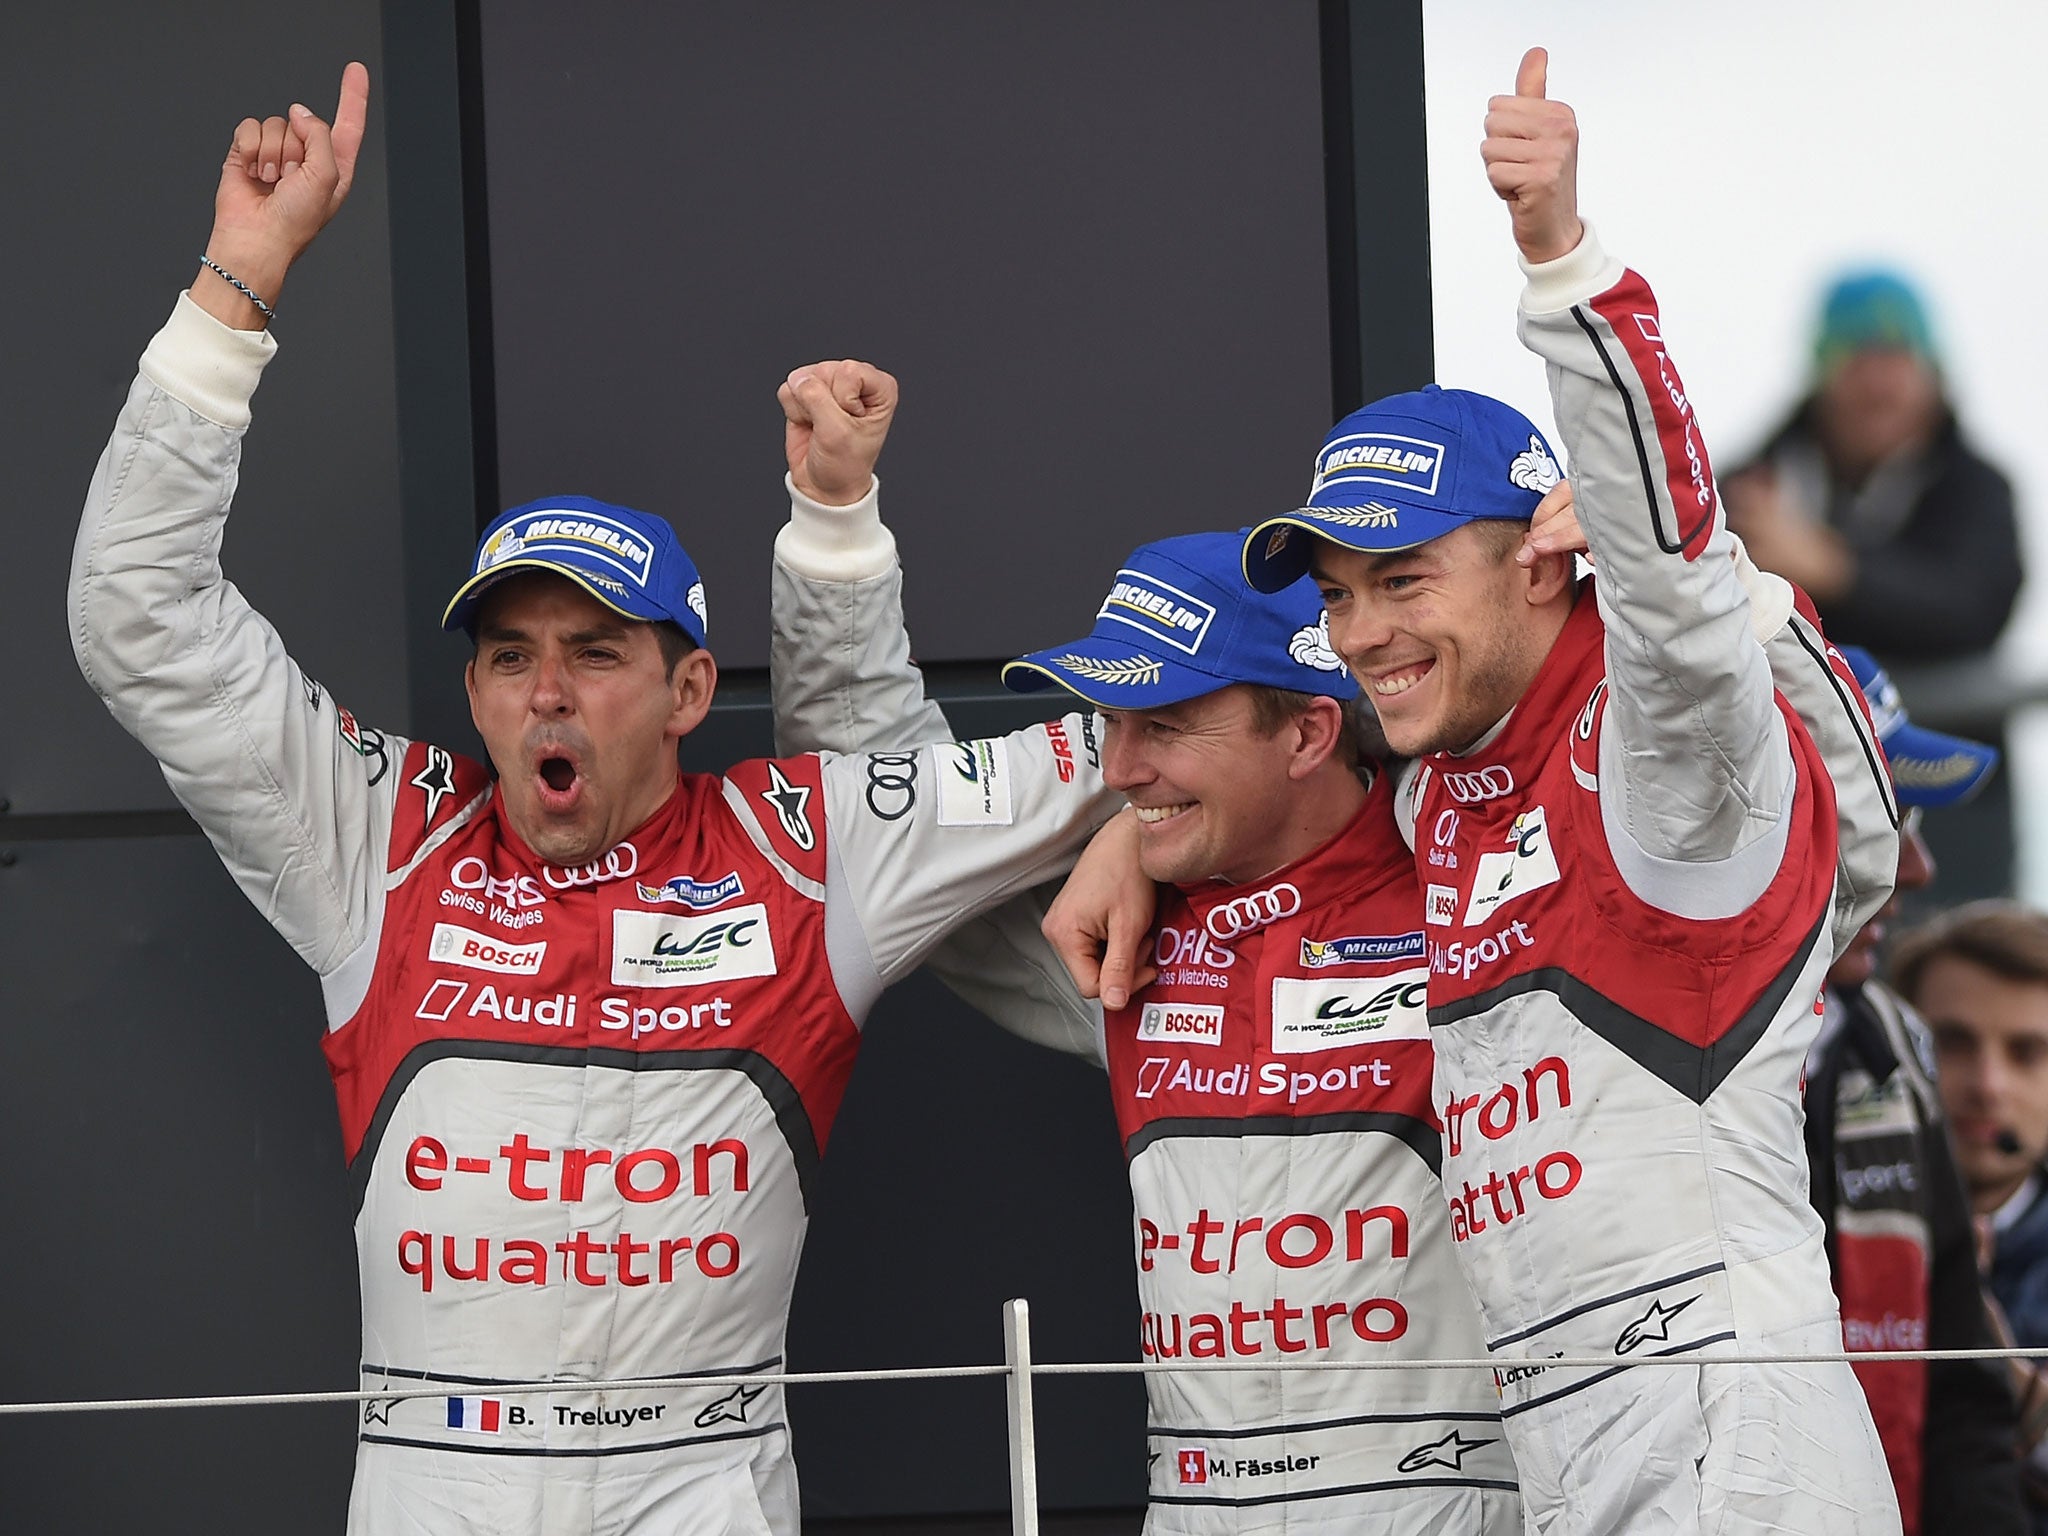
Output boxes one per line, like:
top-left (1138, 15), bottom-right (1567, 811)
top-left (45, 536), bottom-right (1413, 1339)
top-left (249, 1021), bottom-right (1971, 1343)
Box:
top-left (542, 841), bottom-right (640, 890)
top-left (864, 751), bottom-right (919, 821)
top-left (1205, 882), bottom-right (1302, 941)
top-left (1440, 766), bottom-right (1515, 804)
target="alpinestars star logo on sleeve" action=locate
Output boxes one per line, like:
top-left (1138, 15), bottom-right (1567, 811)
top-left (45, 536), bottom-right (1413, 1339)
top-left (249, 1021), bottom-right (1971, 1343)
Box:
top-left (411, 746), bottom-right (457, 828)
top-left (761, 764), bottom-right (815, 851)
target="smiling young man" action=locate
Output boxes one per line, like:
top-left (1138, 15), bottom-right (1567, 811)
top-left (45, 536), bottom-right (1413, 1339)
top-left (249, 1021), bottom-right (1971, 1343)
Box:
top-left (67, 67), bottom-right (1118, 1536)
top-left (1222, 48), bottom-right (1903, 1536)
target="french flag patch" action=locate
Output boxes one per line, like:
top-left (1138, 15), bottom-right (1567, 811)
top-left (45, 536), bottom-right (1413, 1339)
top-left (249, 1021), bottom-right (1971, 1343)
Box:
top-left (446, 1396), bottom-right (503, 1433)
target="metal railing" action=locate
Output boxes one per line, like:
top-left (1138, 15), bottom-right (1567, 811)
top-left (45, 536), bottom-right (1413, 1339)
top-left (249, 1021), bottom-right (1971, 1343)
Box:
top-left (4, 1297), bottom-right (2042, 1536)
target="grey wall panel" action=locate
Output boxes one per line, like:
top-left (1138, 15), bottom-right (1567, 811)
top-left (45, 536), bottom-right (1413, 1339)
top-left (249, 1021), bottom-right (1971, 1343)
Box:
top-left (480, 1), bottom-right (1332, 670)
top-left (0, 834), bottom-right (358, 1531)
top-left (6, 6), bottom-right (404, 816)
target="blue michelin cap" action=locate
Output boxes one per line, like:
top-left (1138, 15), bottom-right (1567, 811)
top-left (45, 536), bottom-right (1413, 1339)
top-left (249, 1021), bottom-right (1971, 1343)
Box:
top-left (1840, 645), bottom-right (1998, 808)
top-left (1243, 385), bottom-right (1562, 592)
top-left (1002, 530), bottom-right (1359, 710)
top-left (441, 495), bottom-right (708, 647)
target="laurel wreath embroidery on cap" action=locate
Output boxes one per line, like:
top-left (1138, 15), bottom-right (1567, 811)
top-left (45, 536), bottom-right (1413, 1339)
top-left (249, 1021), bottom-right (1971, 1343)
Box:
top-left (1309, 502), bottom-right (1402, 528)
top-left (1053, 654), bottom-right (1164, 686)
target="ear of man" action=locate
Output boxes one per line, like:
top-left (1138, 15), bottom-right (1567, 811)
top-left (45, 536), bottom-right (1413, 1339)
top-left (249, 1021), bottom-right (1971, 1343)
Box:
top-left (1285, 694), bottom-right (1351, 781)
top-left (665, 648), bottom-right (719, 741)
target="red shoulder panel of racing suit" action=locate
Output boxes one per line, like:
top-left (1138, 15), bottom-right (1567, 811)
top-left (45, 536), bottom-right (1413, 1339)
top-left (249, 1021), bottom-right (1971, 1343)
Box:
top-left (1102, 777), bottom-right (1522, 1521)
top-left (1415, 591), bottom-right (1836, 1069)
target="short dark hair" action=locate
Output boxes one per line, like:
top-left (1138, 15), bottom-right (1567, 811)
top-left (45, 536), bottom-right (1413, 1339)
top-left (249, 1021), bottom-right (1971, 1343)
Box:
top-left (653, 620), bottom-right (697, 678)
top-left (1242, 686), bottom-right (1376, 778)
top-left (1892, 901), bottom-right (2048, 1001)
top-left (1471, 519), bottom-right (1532, 562)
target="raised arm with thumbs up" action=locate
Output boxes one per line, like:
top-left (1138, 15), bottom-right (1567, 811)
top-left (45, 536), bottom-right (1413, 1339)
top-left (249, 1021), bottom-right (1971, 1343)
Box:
top-left (1480, 47), bottom-right (1585, 267)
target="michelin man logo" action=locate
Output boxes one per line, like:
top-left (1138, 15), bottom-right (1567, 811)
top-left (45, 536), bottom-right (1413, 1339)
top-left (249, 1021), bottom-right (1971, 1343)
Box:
top-left (687, 581), bottom-right (708, 631)
top-left (1508, 435), bottom-right (1562, 494)
top-left (1288, 611), bottom-right (1344, 673)
top-left (480, 531), bottom-right (524, 570)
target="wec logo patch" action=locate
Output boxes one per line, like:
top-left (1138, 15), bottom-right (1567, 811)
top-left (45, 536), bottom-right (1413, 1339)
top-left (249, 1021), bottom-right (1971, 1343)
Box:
top-left (612, 905), bottom-right (777, 988)
top-left (1270, 972), bottom-right (1429, 1052)
top-left (1463, 806), bottom-right (1561, 926)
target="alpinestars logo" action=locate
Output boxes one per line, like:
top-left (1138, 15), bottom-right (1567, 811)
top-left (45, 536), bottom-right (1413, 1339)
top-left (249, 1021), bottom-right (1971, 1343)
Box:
top-left (411, 746), bottom-right (457, 828)
top-left (1615, 1294), bottom-right (1700, 1355)
top-left (1397, 1428), bottom-right (1496, 1474)
top-left (694, 1383), bottom-right (766, 1428)
top-left (761, 764), bottom-right (815, 851)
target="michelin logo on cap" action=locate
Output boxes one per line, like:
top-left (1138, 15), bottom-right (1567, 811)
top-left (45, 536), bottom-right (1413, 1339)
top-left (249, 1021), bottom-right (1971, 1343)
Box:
top-left (1288, 612), bottom-right (1344, 673)
top-left (1312, 433), bottom-right (1445, 499)
top-left (479, 510), bottom-right (656, 587)
top-left (1095, 570), bottom-right (1217, 657)
top-left (1507, 435), bottom-right (1562, 495)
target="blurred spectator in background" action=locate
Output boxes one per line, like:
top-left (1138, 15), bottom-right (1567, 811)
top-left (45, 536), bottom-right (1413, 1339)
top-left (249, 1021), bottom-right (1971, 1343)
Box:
top-left (1730, 268), bottom-right (2024, 902)
top-left (1807, 647), bottom-right (2020, 1536)
top-left (1727, 269), bottom-right (2021, 658)
top-left (1897, 902), bottom-right (2048, 1531)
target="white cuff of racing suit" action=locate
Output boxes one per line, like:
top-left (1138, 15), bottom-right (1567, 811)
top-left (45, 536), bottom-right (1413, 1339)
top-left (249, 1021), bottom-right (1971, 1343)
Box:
top-left (1727, 529), bottom-right (1796, 642)
top-left (774, 472), bottom-right (900, 582)
top-left (140, 291), bottom-right (279, 432)
top-left (1517, 219), bottom-right (1627, 316)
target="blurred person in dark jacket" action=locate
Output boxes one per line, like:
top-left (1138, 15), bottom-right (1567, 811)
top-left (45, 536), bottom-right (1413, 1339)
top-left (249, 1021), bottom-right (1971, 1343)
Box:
top-left (1727, 270), bottom-right (2021, 661)
top-left (1897, 901), bottom-right (2048, 1530)
top-left (1807, 646), bottom-right (2021, 1535)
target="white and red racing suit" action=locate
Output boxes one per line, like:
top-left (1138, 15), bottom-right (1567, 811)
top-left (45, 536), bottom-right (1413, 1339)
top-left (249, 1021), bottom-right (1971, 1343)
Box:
top-left (770, 502), bottom-right (1520, 1531)
top-left (68, 296), bottom-right (1120, 1536)
top-left (1100, 784), bottom-right (1521, 1533)
top-left (1398, 227), bottom-right (1902, 1533)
